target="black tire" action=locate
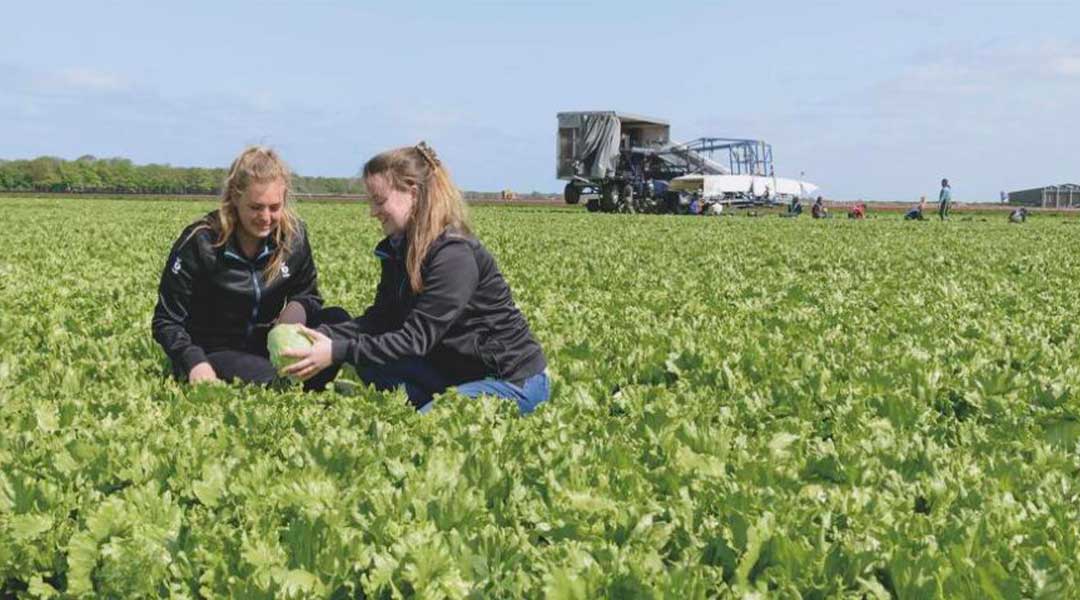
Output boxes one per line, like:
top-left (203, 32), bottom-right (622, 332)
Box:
top-left (564, 183), bottom-right (581, 205)
top-left (663, 192), bottom-right (680, 214)
top-left (586, 197), bottom-right (600, 212)
top-left (600, 183), bottom-right (618, 213)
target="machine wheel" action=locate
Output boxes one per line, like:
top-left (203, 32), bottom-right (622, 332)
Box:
top-left (564, 183), bottom-right (581, 205)
top-left (586, 197), bottom-right (600, 212)
top-left (600, 183), bottom-right (618, 213)
top-left (663, 192), bottom-right (680, 214)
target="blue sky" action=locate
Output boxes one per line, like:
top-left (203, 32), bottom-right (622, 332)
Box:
top-left (1, 1), bottom-right (1077, 201)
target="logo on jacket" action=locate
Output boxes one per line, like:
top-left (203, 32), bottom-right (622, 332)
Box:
top-left (171, 258), bottom-right (182, 275)
top-left (281, 264), bottom-right (291, 279)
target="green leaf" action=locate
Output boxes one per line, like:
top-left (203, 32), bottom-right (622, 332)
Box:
top-left (10, 513), bottom-right (53, 541)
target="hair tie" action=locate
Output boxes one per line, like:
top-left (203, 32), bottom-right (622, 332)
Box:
top-left (415, 141), bottom-right (440, 170)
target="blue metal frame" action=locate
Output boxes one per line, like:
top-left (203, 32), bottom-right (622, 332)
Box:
top-left (666, 138), bottom-right (775, 176)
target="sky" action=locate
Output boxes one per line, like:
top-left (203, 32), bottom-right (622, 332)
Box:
top-left (1, 0), bottom-right (1078, 202)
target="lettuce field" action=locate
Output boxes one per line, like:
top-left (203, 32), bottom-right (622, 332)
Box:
top-left (2, 197), bottom-right (1079, 598)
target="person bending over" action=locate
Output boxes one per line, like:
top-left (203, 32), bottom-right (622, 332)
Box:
top-left (904, 196), bottom-right (927, 221)
top-left (1008, 207), bottom-right (1028, 224)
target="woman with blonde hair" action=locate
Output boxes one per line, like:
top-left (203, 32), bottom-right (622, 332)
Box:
top-left (152, 146), bottom-right (347, 388)
top-left (281, 142), bottom-right (549, 414)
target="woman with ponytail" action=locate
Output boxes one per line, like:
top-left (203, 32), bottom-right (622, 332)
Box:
top-left (281, 142), bottom-right (549, 414)
top-left (152, 146), bottom-right (347, 389)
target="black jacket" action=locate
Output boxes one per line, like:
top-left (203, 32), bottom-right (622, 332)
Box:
top-left (152, 211), bottom-right (323, 375)
top-left (321, 230), bottom-right (546, 385)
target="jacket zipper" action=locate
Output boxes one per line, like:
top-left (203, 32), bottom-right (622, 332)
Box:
top-left (247, 268), bottom-right (261, 337)
top-left (226, 249), bottom-right (264, 338)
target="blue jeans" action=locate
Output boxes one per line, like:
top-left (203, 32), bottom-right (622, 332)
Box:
top-left (357, 358), bottom-right (549, 415)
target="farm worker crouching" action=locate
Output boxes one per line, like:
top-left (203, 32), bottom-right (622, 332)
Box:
top-left (848, 201), bottom-right (866, 219)
top-left (904, 196), bottom-right (927, 221)
top-left (1009, 207), bottom-right (1029, 223)
top-left (687, 193), bottom-right (702, 215)
top-left (280, 142), bottom-right (550, 416)
top-left (152, 146), bottom-right (349, 389)
top-left (811, 196), bottom-right (828, 219)
top-left (938, 178), bottom-right (952, 220)
top-left (787, 196), bottom-right (803, 216)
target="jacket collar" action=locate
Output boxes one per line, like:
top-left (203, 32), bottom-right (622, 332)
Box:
top-left (224, 232), bottom-right (276, 266)
top-left (372, 228), bottom-right (470, 261)
top-left (374, 234), bottom-right (406, 260)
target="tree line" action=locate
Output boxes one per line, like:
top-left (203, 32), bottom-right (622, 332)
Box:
top-left (0, 155), bottom-right (364, 195)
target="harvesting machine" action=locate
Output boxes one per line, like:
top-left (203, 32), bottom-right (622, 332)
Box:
top-left (556, 110), bottom-right (817, 213)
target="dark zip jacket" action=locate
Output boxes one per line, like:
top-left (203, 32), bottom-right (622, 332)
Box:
top-left (152, 211), bottom-right (323, 375)
top-left (320, 230), bottom-right (546, 385)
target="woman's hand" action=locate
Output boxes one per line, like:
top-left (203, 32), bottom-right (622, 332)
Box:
top-left (189, 361), bottom-right (219, 384)
top-left (280, 325), bottom-right (333, 381)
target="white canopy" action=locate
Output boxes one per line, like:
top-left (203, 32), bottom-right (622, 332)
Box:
top-left (670, 174), bottom-right (819, 199)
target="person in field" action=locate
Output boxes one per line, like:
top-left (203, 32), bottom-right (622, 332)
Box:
top-left (938, 178), bottom-right (952, 220)
top-left (811, 196), bottom-right (828, 219)
top-left (848, 201), bottom-right (867, 219)
top-left (783, 195), bottom-right (803, 217)
top-left (281, 142), bottom-right (549, 415)
top-left (687, 192), bottom-right (702, 215)
top-left (1008, 207), bottom-right (1029, 224)
top-left (904, 196), bottom-right (928, 221)
top-left (152, 146), bottom-right (347, 389)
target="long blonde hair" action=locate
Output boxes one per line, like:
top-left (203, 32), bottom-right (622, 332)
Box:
top-left (363, 142), bottom-right (471, 293)
top-left (195, 146), bottom-right (300, 284)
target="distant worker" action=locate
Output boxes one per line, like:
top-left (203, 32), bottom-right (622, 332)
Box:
top-left (938, 178), bottom-right (952, 221)
top-left (848, 201), bottom-right (867, 219)
top-left (688, 193), bottom-right (702, 215)
top-left (782, 196), bottom-right (803, 217)
top-left (904, 196), bottom-right (928, 221)
top-left (811, 196), bottom-right (828, 219)
top-left (1008, 207), bottom-right (1029, 224)
top-left (1000, 190), bottom-right (1008, 204)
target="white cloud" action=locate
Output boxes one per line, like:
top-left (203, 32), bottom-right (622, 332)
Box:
top-left (1053, 56), bottom-right (1080, 77)
top-left (246, 90), bottom-right (282, 113)
top-left (700, 38), bottom-right (1080, 201)
top-left (53, 67), bottom-right (129, 92)
top-left (874, 41), bottom-right (1080, 103)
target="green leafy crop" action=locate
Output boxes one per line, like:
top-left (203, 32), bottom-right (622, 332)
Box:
top-left (1, 198), bottom-right (1077, 598)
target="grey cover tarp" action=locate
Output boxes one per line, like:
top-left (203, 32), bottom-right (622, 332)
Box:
top-left (578, 113), bottom-right (621, 178)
